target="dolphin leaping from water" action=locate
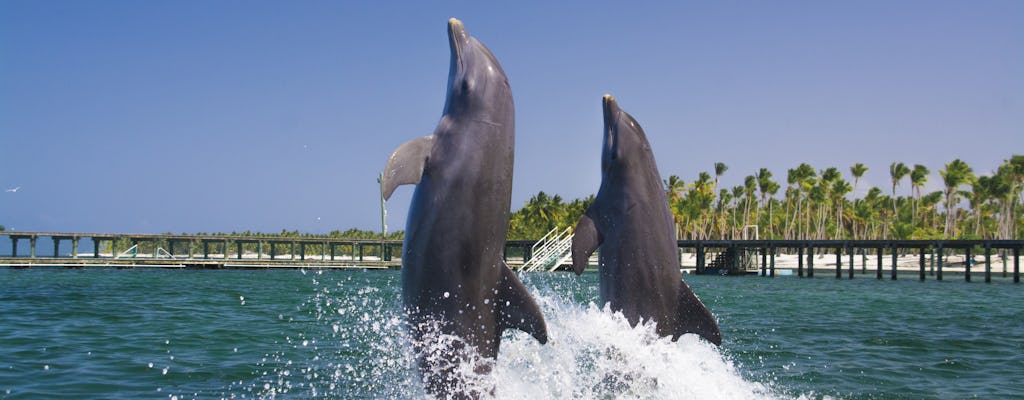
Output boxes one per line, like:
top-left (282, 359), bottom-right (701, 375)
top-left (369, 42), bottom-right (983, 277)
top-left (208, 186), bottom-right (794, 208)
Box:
top-left (382, 18), bottom-right (548, 399)
top-left (571, 94), bottom-right (722, 346)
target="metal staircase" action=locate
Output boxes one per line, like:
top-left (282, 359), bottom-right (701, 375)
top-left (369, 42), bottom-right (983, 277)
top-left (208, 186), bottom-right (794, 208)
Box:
top-left (519, 227), bottom-right (574, 272)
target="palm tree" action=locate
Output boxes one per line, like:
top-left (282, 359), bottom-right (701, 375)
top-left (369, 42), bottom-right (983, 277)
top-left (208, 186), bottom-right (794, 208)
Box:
top-left (920, 190), bottom-right (945, 236)
top-left (664, 175), bottom-right (686, 203)
top-left (690, 172), bottom-right (715, 238)
top-left (850, 163), bottom-right (868, 201)
top-left (940, 159), bottom-right (975, 237)
top-left (1001, 155), bottom-right (1024, 238)
top-left (731, 185), bottom-right (744, 238)
top-left (664, 176), bottom-right (687, 238)
top-left (910, 164), bottom-right (930, 225)
top-left (817, 168), bottom-right (840, 238)
top-left (743, 175), bottom-right (757, 229)
top-left (717, 188), bottom-right (733, 239)
top-left (889, 162), bottom-right (910, 216)
top-left (789, 163), bottom-right (817, 239)
top-left (831, 179), bottom-right (853, 239)
top-left (756, 168), bottom-right (773, 227)
top-left (970, 175), bottom-right (998, 238)
top-left (714, 162), bottom-right (728, 190)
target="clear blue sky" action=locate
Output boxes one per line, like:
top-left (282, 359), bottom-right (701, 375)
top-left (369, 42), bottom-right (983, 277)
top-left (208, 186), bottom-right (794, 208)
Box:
top-left (1, 1), bottom-right (1021, 234)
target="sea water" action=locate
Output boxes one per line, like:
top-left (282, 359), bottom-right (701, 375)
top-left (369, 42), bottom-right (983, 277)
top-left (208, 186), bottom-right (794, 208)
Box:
top-left (0, 268), bottom-right (1021, 399)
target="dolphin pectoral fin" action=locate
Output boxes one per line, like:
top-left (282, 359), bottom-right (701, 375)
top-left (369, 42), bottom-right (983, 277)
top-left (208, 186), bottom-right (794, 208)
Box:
top-left (382, 136), bottom-right (434, 200)
top-left (571, 215), bottom-right (601, 275)
top-left (675, 281), bottom-right (722, 346)
top-left (497, 263), bottom-right (548, 344)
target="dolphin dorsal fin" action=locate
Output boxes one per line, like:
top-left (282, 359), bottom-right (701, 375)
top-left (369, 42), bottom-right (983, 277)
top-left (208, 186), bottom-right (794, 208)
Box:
top-left (497, 263), bottom-right (548, 344)
top-left (675, 281), bottom-right (722, 345)
top-left (382, 136), bottom-right (434, 200)
top-left (571, 214), bottom-right (602, 275)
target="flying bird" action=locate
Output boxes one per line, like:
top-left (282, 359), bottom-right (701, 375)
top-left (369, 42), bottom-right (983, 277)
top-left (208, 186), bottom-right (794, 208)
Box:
top-left (5, 187), bottom-right (20, 193)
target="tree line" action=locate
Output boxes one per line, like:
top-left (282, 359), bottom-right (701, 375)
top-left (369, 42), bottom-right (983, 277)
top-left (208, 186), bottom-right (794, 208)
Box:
top-left (7, 156), bottom-right (1020, 243)
top-left (508, 156), bottom-right (1023, 241)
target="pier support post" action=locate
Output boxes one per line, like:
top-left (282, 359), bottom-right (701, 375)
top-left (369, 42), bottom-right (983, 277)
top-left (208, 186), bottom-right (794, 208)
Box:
top-left (984, 243), bottom-right (991, 284)
top-left (29, 237), bottom-right (36, 258)
top-left (891, 245), bottom-right (898, 280)
top-left (53, 238), bottom-right (61, 258)
top-left (769, 245), bottom-right (775, 277)
top-left (965, 247), bottom-right (972, 282)
top-left (761, 247), bottom-right (767, 277)
top-left (1004, 249), bottom-right (1009, 278)
top-left (330, 243), bottom-right (336, 261)
top-left (300, 243), bottom-right (306, 261)
top-left (72, 238), bottom-right (79, 259)
top-left (203, 242), bottom-right (210, 259)
top-left (807, 247), bottom-right (814, 278)
top-left (930, 247), bottom-right (936, 276)
top-left (919, 247), bottom-right (926, 281)
top-left (1014, 247), bottom-right (1020, 283)
top-left (93, 239), bottom-right (100, 258)
top-left (10, 237), bottom-right (18, 257)
top-left (270, 243), bottom-right (276, 260)
top-left (797, 246), bottom-right (804, 277)
top-left (876, 247), bottom-right (883, 280)
top-left (696, 243), bottom-right (705, 273)
top-left (730, 244), bottom-right (738, 273)
top-left (937, 243), bottom-right (944, 281)
top-left (835, 247), bottom-right (842, 279)
top-left (358, 243), bottom-right (364, 261)
top-left (862, 249), bottom-right (867, 274)
top-left (848, 245), bottom-right (854, 279)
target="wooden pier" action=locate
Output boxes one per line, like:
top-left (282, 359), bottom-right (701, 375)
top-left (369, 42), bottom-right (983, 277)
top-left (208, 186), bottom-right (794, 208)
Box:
top-left (0, 231), bottom-right (540, 270)
top-left (679, 239), bottom-right (1022, 283)
top-left (1, 231), bottom-right (406, 270)
top-left (3, 232), bottom-right (1020, 283)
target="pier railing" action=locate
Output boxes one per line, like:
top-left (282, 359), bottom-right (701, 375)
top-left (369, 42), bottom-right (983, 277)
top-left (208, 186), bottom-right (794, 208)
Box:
top-left (2, 232), bottom-right (1020, 283)
top-left (1, 231), bottom-right (405, 269)
top-left (678, 239), bottom-right (1022, 283)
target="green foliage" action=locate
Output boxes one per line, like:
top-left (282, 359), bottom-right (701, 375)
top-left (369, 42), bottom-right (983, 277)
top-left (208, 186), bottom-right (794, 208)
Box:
top-left (440, 156), bottom-right (1022, 241)
top-left (56, 156), bottom-right (1023, 243)
top-left (507, 192), bottom-right (593, 240)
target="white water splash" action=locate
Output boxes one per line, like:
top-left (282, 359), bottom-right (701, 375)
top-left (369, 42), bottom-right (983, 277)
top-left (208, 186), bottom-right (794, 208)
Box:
top-left (492, 294), bottom-right (778, 399)
top-left (246, 273), bottom-right (801, 399)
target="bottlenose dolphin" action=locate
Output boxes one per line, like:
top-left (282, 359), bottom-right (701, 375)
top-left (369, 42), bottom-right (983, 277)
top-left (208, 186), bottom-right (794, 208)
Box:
top-left (571, 95), bottom-right (722, 345)
top-left (381, 18), bottom-right (548, 398)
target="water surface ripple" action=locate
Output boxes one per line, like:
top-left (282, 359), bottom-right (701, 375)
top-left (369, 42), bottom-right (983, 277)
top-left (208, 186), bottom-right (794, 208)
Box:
top-left (0, 269), bottom-right (1021, 399)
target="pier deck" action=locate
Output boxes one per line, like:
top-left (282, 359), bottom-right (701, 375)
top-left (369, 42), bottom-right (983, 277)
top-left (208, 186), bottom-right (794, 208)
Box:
top-left (2, 232), bottom-right (1020, 282)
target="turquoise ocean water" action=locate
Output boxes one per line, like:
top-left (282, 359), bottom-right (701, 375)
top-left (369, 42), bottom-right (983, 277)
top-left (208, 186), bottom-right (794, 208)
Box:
top-left (0, 268), bottom-right (1021, 399)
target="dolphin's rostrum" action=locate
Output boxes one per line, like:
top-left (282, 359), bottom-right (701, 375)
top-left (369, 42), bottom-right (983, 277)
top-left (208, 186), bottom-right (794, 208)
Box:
top-left (382, 18), bottom-right (548, 398)
top-left (571, 94), bottom-right (722, 346)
